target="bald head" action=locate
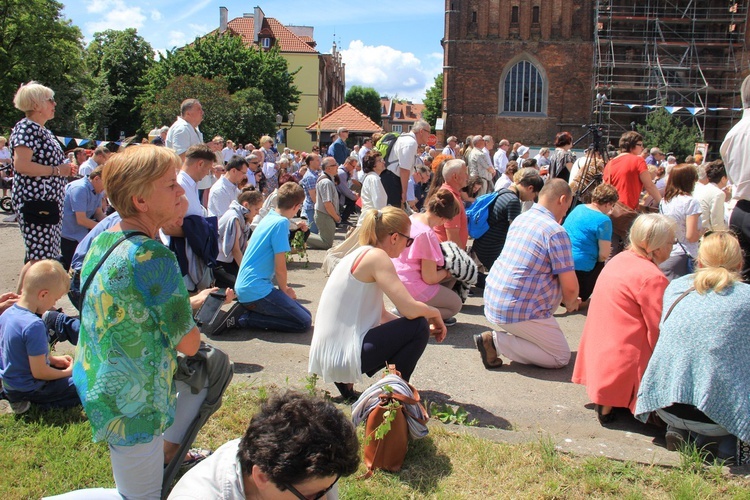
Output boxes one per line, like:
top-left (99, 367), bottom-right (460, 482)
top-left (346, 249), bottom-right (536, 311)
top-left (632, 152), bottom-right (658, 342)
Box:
top-left (538, 178), bottom-right (573, 222)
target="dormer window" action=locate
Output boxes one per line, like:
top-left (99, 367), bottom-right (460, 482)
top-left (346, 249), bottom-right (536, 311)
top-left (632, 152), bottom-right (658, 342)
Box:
top-left (395, 111), bottom-right (402, 119)
top-left (260, 37), bottom-right (271, 49)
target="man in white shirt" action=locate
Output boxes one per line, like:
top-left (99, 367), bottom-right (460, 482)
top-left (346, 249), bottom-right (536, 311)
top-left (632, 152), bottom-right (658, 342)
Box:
top-left (385, 120), bottom-right (431, 206)
top-left (77, 146), bottom-right (110, 177)
top-left (482, 135), bottom-right (494, 168)
top-left (222, 140), bottom-right (236, 164)
top-left (177, 145), bottom-right (215, 218)
top-left (442, 136), bottom-right (458, 158)
top-left (358, 137), bottom-right (372, 163)
top-left (166, 99), bottom-right (205, 160)
top-left (208, 156), bottom-right (248, 217)
top-left (494, 139), bottom-right (510, 173)
top-left (721, 74), bottom-right (750, 279)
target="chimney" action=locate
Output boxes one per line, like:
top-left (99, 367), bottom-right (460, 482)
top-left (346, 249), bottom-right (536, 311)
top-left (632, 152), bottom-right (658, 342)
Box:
top-left (253, 6), bottom-right (265, 43)
top-left (219, 6), bottom-right (228, 34)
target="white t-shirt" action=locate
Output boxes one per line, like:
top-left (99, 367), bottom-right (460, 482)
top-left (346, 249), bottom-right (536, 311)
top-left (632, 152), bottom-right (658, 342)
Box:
top-left (494, 174), bottom-right (513, 191)
top-left (660, 194), bottom-right (702, 258)
top-left (387, 133), bottom-right (418, 175)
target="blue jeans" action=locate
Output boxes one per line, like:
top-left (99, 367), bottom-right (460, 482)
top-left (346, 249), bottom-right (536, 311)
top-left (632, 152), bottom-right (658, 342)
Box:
top-left (239, 288), bottom-right (312, 333)
top-left (5, 377), bottom-right (80, 409)
top-left (305, 206), bottom-right (318, 234)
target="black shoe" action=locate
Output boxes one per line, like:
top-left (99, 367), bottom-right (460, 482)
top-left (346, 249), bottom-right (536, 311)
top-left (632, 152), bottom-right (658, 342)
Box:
top-left (444, 317), bottom-right (458, 327)
top-left (665, 426), bottom-right (689, 451)
top-left (334, 383), bottom-right (360, 403)
top-left (42, 309), bottom-right (62, 347)
top-left (203, 301), bottom-right (245, 336)
top-left (595, 404), bottom-right (616, 425)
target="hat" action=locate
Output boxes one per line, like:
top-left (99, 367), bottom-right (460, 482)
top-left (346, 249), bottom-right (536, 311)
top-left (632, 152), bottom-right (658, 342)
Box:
top-left (518, 146), bottom-right (530, 157)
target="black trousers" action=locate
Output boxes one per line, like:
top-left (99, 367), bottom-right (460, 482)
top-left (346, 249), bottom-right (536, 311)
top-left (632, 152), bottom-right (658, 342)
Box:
top-left (360, 317), bottom-right (430, 382)
top-left (575, 261), bottom-right (605, 302)
top-left (213, 261), bottom-right (239, 289)
top-left (730, 199), bottom-right (750, 282)
top-left (60, 237), bottom-right (79, 271)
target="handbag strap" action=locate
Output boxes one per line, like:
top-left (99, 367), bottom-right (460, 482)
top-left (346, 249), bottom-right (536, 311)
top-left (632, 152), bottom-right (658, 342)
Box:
top-left (663, 286), bottom-right (695, 322)
top-left (78, 231), bottom-right (147, 311)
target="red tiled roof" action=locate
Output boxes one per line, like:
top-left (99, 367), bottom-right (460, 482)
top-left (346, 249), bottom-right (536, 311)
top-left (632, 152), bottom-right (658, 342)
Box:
top-left (306, 103), bottom-right (383, 133)
top-left (225, 17), bottom-right (318, 53)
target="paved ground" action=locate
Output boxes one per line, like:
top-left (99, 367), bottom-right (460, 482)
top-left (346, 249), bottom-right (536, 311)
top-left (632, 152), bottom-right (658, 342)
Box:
top-left (0, 218), bottom-right (678, 466)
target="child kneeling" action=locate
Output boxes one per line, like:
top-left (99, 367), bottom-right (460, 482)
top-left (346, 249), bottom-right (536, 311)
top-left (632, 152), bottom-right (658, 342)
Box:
top-left (0, 260), bottom-right (80, 410)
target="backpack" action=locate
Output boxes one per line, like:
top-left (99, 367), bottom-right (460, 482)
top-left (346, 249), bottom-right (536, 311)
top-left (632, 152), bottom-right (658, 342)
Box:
top-left (466, 189), bottom-right (510, 239)
top-left (375, 132), bottom-right (400, 170)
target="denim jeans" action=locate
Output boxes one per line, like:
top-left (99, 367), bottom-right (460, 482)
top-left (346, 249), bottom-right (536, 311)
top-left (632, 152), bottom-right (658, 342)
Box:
top-left (304, 206), bottom-right (318, 234)
top-left (656, 408), bottom-right (736, 458)
top-left (5, 377), bottom-right (80, 409)
top-left (239, 288), bottom-right (312, 333)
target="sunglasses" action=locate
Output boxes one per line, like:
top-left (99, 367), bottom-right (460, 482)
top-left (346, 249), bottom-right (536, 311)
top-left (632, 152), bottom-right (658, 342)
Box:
top-left (392, 232), bottom-right (414, 247)
top-left (284, 475), bottom-right (339, 500)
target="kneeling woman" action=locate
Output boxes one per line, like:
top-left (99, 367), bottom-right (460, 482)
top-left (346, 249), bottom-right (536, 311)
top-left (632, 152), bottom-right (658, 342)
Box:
top-left (393, 188), bottom-right (462, 323)
top-left (309, 207), bottom-right (447, 400)
top-left (572, 214), bottom-right (674, 424)
top-left (636, 232), bottom-right (750, 460)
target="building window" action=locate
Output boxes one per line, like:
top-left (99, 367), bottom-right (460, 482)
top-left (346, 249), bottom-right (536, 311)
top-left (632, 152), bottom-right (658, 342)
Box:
top-left (261, 37), bottom-right (271, 49)
top-left (502, 59), bottom-right (545, 114)
top-left (395, 111), bottom-right (402, 119)
top-left (392, 124), bottom-right (402, 133)
top-left (532, 6), bottom-right (540, 24)
top-left (511, 6), bottom-right (519, 24)
top-left (472, 11), bottom-right (477, 23)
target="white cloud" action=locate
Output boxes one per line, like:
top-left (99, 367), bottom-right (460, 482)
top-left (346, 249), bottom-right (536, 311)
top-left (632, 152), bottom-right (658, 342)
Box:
top-left (188, 24), bottom-right (210, 36)
top-left (341, 40), bottom-right (441, 102)
top-left (84, 0), bottom-right (146, 34)
top-left (151, 10), bottom-right (162, 22)
top-left (168, 31), bottom-right (187, 48)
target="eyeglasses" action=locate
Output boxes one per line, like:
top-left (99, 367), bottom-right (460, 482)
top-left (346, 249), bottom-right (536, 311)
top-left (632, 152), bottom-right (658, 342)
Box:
top-left (284, 475), bottom-right (340, 500)
top-left (392, 232), bottom-right (414, 247)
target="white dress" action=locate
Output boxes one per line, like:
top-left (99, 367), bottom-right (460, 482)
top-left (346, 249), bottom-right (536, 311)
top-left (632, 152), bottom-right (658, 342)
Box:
top-left (309, 246), bottom-right (382, 383)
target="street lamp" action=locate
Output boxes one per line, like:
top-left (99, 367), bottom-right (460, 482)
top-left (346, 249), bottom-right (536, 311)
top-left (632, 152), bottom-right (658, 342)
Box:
top-left (275, 112), bottom-right (295, 145)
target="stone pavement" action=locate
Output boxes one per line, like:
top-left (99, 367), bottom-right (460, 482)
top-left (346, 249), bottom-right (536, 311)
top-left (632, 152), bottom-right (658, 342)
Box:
top-left (0, 220), bottom-right (678, 466)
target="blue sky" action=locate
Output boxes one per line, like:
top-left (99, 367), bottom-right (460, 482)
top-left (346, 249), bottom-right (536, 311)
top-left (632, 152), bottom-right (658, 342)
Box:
top-left (61, 1), bottom-right (445, 102)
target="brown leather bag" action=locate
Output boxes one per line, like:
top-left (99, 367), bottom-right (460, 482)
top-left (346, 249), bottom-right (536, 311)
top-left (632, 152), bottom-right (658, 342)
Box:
top-left (362, 367), bottom-right (429, 475)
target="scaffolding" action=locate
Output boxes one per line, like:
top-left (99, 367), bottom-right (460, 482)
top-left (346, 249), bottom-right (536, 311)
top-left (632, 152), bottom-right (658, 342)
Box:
top-left (593, 0), bottom-right (748, 149)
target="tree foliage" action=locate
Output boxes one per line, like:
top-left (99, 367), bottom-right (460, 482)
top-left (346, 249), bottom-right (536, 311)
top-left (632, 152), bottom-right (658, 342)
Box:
top-left (636, 109), bottom-right (701, 162)
top-left (345, 86), bottom-right (381, 125)
top-left (148, 76), bottom-right (275, 144)
top-left (140, 33), bottom-right (300, 137)
top-left (0, 0), bottom-right (86, 135)
top-left (422, 73), bottom-right (443, 129)
top-left (80, 29), bottom-right (154, 141)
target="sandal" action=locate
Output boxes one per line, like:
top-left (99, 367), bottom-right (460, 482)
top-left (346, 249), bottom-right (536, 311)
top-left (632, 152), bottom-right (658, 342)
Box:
top-left (182, 448), bottom-right (212, 468)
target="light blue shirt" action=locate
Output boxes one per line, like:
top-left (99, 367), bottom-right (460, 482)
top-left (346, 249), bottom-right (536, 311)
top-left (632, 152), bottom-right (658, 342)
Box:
top-left (235, 210), bottom-right (291, 303)
top-left (61, 176), bottom-right (104, 242)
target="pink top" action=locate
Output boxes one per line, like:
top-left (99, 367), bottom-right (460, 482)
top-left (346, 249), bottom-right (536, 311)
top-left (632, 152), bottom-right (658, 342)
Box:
top-left (392, 215), bottom-right (445, 302)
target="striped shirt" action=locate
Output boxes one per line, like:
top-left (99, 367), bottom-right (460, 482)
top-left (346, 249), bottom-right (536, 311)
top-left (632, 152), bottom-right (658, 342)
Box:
top-left (484, 204), bottom-right (574, 324)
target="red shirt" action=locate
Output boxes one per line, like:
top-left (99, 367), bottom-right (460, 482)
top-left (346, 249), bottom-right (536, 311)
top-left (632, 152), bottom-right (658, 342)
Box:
top-left (603, 153), bottom-right (648, 210)
top-left (433, 182), bottom-right (468, 249)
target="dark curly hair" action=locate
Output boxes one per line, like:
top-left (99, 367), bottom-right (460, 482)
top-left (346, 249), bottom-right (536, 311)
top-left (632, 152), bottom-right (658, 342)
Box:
top-left (237, 392), bottom-right (360, 490)
top-left (362, 150), bottom-right (383, 173)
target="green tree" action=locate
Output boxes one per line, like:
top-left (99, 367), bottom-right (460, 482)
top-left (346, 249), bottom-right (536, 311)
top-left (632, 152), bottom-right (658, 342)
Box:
top-left (636, 109), bottom-right (701, 161)
top-left (140, 33), bottom-right (300, 133)
top-left (148, 76), bottom-right (275, 144)
top-left (0, 0), bottom-right (86, 135)
top-left (80, 29), bottom-right (154, 141)
top-left (422, 73), bottom-right (443, 128)
top-left (345, 86), bottom-right (381, 125)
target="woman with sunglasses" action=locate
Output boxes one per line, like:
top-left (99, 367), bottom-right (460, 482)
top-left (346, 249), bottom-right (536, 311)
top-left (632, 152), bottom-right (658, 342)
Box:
top-left (309, 207), bottom-right (447, 401)
top-left (168, 391), bottom-right (360, 499)
top-left (393, 189), bottom-right (462, 325)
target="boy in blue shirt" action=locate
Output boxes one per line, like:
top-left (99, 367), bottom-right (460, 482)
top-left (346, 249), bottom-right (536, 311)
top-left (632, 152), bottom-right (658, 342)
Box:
top-left (209, 182), bottom-right (312, 334)
top-left (0, 260), bottom-right (80, 413)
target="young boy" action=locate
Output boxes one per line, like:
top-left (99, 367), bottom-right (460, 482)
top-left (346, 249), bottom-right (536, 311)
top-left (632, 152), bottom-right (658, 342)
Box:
top-left (214, 189), bottom-right (264, 289)
top-left (0, 260), bottom-right (80, 413)
top-left (208, 182), bottom-right (312, 335)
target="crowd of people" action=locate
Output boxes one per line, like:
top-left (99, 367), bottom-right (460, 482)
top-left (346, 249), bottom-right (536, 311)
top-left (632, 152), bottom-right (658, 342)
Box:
top-left (1, 76), bottom-right (750, 497)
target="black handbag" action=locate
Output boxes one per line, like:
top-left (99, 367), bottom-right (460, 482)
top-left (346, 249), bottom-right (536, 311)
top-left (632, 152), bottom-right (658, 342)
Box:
top-left (20, 199), bottom-right (60, 225)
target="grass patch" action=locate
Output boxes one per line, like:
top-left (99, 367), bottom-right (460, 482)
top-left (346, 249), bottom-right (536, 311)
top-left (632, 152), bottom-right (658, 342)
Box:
top-left (2, 382), bottom-right (750, 499)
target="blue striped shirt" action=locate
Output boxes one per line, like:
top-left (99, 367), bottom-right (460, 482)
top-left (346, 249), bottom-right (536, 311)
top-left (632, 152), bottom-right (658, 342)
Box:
top-left (484, 204), bottom-right (574, 324)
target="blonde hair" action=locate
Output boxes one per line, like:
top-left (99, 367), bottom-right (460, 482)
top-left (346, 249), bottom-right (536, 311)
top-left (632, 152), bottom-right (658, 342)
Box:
top-left (260, 135), bottom-right (273, 146)
top-left (104, 145), bottom-right (182, 219)
top-left (13, 81), bottom-right (54, 114)
top-left (359, 206), bottom-right (410, 247)
top-left (693, 231), bottom-right (743, 294)
top-left (628, 214), bottom-right (675, 261)
top-left (23, 260), bottom-right (70, 296)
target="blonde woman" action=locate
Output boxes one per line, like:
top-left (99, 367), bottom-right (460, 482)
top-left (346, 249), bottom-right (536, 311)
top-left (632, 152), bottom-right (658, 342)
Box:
top-left (309, 207), bottom-right (446, 400)
top-left (636, 232), bottom-right (750, 459)
top-left (572, 214), bottom-right (674, 424)
top-left (10, 82), bottom-right (73, 291)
